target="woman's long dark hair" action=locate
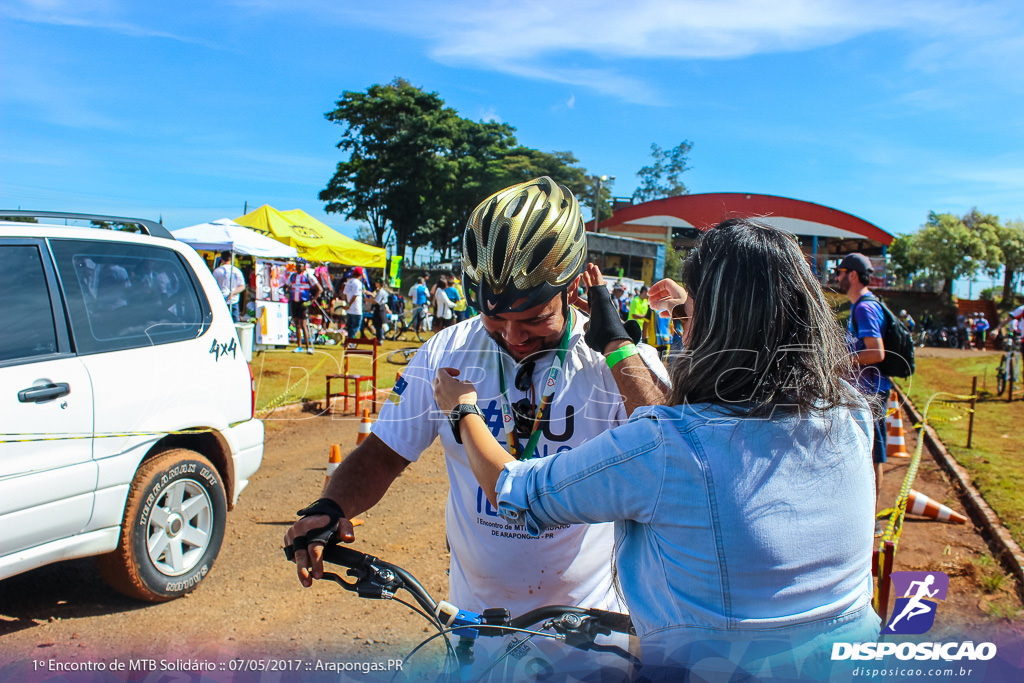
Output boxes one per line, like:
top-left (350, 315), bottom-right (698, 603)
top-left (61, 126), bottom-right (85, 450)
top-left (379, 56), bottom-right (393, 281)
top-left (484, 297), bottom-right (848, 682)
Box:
top-left (667, 218), bottom-right (860, 416)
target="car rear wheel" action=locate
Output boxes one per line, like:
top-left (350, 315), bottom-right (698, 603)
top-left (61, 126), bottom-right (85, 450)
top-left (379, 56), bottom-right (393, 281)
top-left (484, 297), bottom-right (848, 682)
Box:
top-left (97, 449), bottom-right (226, 602)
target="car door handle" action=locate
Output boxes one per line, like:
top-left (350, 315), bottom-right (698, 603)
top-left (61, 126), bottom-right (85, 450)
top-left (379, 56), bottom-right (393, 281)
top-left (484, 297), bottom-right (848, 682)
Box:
top-left (17, 383), bottom-right (71, 403)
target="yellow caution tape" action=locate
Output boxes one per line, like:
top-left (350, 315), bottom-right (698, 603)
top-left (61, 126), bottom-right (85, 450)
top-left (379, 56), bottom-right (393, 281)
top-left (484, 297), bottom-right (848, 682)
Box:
top-left (0, 428), bottom-right (214, 444)
top-left (878, 390), bottom-right (974, 554)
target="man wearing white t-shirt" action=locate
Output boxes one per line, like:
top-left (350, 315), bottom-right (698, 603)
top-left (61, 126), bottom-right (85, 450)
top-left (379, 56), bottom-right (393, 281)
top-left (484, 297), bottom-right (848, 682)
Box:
top-left (343, 267), bottom-right (364, 340)
top-left (212, 251), bottom-right (245, 322)
top-left (997, 304), bottom-right (1024, 352)
top-left (285, 178), bottom-right (667, 673)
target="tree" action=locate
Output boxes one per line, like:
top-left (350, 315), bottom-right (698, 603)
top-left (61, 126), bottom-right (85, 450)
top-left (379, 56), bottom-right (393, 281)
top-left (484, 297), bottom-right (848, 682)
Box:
top-left (961, 207), bottom-right (1003, 278)
top-left (319, 78), bottom-right (462, 260)
top-left (996, 219), bottom-right (1024, 303)
top-left (353, 223), bottom-right (377, 247)
top-left (912, 211), bottom-right (996, 297)
top-left (663, 243), bottom-right (686, 281)
top-left (427, 119), bottom-right (519, 260)
top-left (887, 234), bottom-right (921, 287)
top-left (632, 141), bottom-right (693, 203)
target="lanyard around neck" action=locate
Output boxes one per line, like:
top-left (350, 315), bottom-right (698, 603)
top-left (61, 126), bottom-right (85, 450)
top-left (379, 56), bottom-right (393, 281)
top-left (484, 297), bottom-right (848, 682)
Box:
top-left (495, 311), bottom-right (573, 461)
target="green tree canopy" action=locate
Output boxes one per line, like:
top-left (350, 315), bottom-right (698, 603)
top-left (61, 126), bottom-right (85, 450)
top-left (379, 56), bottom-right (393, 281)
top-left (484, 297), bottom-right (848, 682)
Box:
top-left (632, 141), bottom-right (693, 203)
top-left (319, 78), bottom-right (461, 259)
top-left (898, 210), bottom-right (1001, 297)
top-left (996, 218), bottom-right (1024, 303)
top-left (320, 79), bottom-right (595, 263)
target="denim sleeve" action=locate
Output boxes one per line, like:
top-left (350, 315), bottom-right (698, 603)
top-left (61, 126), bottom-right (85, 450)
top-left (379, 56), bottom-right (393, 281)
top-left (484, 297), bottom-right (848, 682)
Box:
top-left (494, 415), bottom-right (666, 535)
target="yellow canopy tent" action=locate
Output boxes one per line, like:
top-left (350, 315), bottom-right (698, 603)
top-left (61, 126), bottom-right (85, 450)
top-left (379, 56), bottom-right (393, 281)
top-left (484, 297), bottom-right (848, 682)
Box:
top-left (234, 204), bottom-right (386, 268)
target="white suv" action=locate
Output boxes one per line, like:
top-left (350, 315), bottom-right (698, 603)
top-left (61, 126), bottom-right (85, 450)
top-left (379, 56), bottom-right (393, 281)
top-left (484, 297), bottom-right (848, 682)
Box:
top-left (0, 212), bottom-right (263, 602)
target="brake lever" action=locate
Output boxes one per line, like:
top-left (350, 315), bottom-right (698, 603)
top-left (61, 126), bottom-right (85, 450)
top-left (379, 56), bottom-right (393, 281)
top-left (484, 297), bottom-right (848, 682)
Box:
top-left (331, 554), bottom-right (404, 600)
top-left (548, 614), bottom-right (640, 665)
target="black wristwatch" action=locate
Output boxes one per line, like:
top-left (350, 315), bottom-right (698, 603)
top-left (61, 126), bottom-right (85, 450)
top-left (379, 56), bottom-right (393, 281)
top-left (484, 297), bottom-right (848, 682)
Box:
top-left (448, 403), bottom-right (483, 444)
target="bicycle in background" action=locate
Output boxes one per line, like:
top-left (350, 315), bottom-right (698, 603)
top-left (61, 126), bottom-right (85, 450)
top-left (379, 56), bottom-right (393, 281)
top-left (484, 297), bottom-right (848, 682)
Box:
top-left (283, 540), bottom-right (636, 681)
top-left (996, 330), bottom-right (1022, 397)
top-left (387, 307), bottom-right (433, 343)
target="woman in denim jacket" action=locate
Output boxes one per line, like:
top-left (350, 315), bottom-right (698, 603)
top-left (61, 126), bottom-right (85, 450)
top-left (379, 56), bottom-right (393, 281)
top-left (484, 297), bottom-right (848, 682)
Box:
top-left (434, 219), bottom-right (880, 680)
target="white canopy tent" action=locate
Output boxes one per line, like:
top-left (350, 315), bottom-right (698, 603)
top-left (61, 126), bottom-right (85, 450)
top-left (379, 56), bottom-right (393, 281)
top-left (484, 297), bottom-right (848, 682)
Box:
top-left (172, 218), bottom-right (299, 259)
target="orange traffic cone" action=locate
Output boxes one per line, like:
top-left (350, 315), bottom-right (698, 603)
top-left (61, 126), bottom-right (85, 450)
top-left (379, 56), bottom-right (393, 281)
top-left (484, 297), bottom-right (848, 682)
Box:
top-left (886, 391), bottom-right (910, 459)
top-left (325, 444), bottom-right (341, 487)
top-left (907, 489), bottom-right (968, 524)
top-left (356, 408), bottom-right (372, 445)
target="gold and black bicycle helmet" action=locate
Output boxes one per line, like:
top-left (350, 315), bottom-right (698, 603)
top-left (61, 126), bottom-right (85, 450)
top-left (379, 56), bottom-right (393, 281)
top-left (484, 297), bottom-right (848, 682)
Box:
top-left (462, 176), bottom-right (587, 315)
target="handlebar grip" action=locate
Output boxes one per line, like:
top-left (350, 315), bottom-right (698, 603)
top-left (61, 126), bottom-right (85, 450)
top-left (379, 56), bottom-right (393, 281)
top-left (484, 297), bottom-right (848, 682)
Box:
top-left (588, 608), bottom-right (636, 636)
top-left (321, 544), bottom-right (369, 568)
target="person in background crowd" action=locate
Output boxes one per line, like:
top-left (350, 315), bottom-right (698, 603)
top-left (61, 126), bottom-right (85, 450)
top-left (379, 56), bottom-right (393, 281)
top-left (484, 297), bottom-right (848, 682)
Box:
top-left (956, 313), bottom-right (970, 350)
top-left (973, 315), bottom-right (990, 350)
top-left (212, 251), bottom-right (246, 322)
top-left (668, 314), bottom-right (686, 366)
top-left (611, 282), bottom-right (627, 321)
top-left (435, 219), bottom-right (878, 680)
top-left (433, 274), bottom-right (455, 331)
top-left (834, 252), bottom-right (889, 503)
top-left (448, 272), bottom-right (467, 322)
top-left (288, 259), bottom-right (322, 354)
top-left (996, 303), bottom-right (1024, 353)
top-left (314, 262), bottom-right (334, 312)
top-left (343, 267), bottom-right (365, 342)
top-left (371, 279), bottom-right (390, 344)
top-left (898, 309), bottom-right (915, 332)
top-left (628, 285), bottom-right (650, 339)
top-left (408, 276), bottom-right (430, 334)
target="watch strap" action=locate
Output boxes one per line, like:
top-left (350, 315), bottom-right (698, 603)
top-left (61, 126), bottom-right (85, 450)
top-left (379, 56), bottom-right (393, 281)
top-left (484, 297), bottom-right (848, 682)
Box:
top-left (449, 403), bottom-right (483, 445)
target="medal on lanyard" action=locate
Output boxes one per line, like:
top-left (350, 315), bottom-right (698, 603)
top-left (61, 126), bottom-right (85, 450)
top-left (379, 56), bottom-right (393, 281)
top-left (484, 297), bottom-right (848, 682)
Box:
top-left (496, 311), bottom-right (573, 460)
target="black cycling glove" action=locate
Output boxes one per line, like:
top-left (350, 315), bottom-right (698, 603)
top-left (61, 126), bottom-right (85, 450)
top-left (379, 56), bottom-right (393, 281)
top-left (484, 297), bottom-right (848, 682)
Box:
top-left (283, 498), bottom-right (345, 560)
top-left (584, 283), bottom-right (641, 352)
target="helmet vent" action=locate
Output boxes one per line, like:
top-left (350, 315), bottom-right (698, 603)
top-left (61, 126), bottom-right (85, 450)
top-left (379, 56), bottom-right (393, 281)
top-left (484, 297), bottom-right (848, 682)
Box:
top-left (464, 227), bottom-right (478, 267)
top-left (481, 201), bottom-right (497, 245)
top-left (522, 205), bottom-right (550, 246)
top-left (528, 235), bottom-right (557, 274)
top-left (492, 223), bottom-right (510, 279)
top-left (509, 191), bottom-right (528, 218)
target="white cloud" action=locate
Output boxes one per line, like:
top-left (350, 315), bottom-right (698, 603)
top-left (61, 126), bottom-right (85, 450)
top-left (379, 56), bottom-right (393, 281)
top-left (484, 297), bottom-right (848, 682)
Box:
top-left (566, 94), bottom-right (576, 109)
top-left (1, 0), bottom-right (226, 49)
top-left (296, 0), bottom-right (1024, 101)
top-left (479, 107), bottom-right (503, 122)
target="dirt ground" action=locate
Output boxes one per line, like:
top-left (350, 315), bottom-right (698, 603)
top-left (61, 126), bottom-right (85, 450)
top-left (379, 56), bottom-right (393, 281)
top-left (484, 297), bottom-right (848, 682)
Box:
top-left (1, 384), bottom-right (1022, 678)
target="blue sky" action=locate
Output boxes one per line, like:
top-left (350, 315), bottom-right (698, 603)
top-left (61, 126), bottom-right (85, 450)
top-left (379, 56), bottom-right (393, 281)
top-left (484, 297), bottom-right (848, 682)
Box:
top-left (2, 0), bottom-right (1023, 286)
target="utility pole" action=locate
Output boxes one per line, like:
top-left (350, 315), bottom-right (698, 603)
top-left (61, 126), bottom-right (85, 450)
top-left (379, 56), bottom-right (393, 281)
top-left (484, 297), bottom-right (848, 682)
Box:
top-left (593, 175), bottom-right (614, 232)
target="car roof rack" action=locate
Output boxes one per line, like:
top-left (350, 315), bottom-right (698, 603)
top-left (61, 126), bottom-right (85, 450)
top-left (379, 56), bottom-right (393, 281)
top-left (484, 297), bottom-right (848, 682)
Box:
top-left (0, 210), bottom-right (174, 239)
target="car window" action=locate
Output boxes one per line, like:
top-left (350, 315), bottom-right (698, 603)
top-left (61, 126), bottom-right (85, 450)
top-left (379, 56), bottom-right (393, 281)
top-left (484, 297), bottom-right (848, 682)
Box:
top-left (50, 239), bottom-right (211, 354)
top-left (0, 245), bottom-right (59, 362)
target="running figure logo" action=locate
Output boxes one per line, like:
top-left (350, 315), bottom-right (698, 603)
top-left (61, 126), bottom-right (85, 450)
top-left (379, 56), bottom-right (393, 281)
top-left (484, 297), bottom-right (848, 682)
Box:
top-left (883, 571), bottom-right (948, 634)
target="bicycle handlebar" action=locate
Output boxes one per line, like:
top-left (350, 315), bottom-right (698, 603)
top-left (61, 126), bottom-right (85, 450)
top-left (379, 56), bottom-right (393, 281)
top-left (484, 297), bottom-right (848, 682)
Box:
top-left (321, 542), bottom-right (369, 568)
top-left (288, 540), bottom-right (635, 639)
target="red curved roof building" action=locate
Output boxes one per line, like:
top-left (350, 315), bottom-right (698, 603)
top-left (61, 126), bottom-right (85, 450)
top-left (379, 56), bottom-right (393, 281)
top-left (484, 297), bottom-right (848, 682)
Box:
top-left (595, 192), bottom-right (894, 283)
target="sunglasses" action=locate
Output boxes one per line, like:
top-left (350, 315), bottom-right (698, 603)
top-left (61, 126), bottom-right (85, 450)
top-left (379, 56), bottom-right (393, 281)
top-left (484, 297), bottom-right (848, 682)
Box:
top-left (514, 360), bottom-right (535, 393)
top-left (512, 397), bottom-right (538, 440)
top-left (512, 360), bottom-right (537, 439)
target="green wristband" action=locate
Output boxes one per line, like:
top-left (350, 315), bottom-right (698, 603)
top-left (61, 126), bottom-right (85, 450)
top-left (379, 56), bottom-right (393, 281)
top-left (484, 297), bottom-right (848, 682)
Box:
top-left (605, 343), bottom-right (639, 369)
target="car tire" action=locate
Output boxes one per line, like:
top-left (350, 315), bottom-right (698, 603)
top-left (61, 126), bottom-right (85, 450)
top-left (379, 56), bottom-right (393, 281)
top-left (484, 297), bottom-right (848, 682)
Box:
top-left (97, 449), bottom-right (226, 602)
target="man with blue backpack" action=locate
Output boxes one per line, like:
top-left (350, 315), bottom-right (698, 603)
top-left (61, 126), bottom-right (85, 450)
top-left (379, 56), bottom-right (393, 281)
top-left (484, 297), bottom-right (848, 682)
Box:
top-left (835, 253), bottom-right (914, 505)
top-left (837, 254), bottom-right (888, 499)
